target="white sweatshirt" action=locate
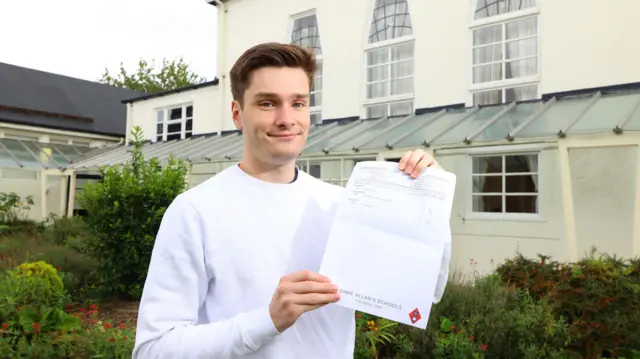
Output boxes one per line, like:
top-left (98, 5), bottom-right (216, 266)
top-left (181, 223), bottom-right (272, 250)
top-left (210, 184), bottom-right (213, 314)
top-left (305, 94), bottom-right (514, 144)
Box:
top-left (132, 164), bottom-right (451, 359)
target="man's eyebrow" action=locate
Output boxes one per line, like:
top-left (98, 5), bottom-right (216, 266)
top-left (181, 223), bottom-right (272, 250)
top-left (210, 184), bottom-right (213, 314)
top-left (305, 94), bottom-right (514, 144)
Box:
top-left (254, 92), bottom-right (310, 99)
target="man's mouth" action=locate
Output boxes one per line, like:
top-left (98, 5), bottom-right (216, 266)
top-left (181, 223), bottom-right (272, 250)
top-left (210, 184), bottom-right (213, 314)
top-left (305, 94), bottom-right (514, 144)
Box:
top-left (267, 133), bottom-right (299, 138)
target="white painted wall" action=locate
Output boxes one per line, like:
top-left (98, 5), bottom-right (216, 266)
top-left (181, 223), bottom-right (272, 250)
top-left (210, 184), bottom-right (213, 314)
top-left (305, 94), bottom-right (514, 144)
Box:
top-left (126, 84), bottom-right (223, 142)
top-left (212, 0), bottom-right (640, 128)
top-left (0, 123), bottom-right (121, 147)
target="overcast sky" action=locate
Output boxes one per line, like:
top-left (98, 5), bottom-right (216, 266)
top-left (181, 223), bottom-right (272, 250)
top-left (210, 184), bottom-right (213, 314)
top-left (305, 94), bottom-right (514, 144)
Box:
top-left (0, 0), bottom-right (218, 82)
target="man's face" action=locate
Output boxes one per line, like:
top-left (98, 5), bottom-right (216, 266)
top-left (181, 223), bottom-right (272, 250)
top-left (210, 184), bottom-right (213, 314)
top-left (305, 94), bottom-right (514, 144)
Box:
top-left (232, 66), bottom-right (311, 166)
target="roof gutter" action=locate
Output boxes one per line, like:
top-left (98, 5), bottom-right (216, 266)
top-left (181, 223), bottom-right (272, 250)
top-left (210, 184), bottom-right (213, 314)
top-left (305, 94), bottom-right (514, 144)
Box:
top-left (212, 0), bottom-right (228, 135)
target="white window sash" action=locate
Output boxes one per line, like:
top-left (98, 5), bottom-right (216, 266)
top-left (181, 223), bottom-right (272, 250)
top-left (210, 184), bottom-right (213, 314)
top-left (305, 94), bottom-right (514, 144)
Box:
top-left (469, 6), bottom-right (539, 29)
top-left (156, 104), bottom-right (193, 142)
top-left (468, 153), bottom-right (540, 217)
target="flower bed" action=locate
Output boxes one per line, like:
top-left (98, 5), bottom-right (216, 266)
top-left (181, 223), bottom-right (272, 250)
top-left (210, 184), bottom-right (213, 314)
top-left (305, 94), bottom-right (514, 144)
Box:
top-left (0, 261), bottom-right (135, 358)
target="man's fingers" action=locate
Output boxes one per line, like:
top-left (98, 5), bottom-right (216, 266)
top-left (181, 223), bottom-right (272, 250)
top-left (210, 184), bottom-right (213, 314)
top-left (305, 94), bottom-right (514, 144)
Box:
top-left (398, 151), bottom-right (412, 171)
top-left (289, 281), bottom-right (339, 294)
top-left (403, 150), bottom-right (425, 174)
top-left (283, 270), bottom-right (331, 283)
top-left (410, 156), bottom-right (434, 178)
top-left (295, 292), bottom-right (341, 306)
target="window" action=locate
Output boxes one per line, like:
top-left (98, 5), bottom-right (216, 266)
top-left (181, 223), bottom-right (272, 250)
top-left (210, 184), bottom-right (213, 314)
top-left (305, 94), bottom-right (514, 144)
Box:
top-left (470, 154), bottom-right (539, 214)
top-left (290, 12), bottom-right (323, 124)
top-left (364, 0), bottom-right (414, 119)
top-left (156, 104), bottom-right (193, 142)
top-left (297, 161), bottom-right (321, 178)
top-left (470, 0), bottom-right (539, 106)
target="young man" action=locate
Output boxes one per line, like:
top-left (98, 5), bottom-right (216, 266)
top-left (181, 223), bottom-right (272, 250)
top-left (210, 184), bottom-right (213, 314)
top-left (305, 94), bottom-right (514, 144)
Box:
top-left (132, 42), bottom-right (450, 359)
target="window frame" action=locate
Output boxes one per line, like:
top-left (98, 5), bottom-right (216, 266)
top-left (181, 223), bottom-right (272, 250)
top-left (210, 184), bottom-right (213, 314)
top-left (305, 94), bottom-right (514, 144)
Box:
top-left (155, 103), bottom-right (193, 142)
top-left (361, 0), bottom-right (416, 119)
top-left (466, 150), bottom-right (542, 221)
top-left (467, 4), bottom-right (541, 106)
top-left (288, 9), bottom-right (323, 124)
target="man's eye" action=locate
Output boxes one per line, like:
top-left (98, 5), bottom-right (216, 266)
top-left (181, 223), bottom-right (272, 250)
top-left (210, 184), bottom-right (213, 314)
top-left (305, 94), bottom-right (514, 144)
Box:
top-left (293, 102), bottom-right (306, 108)
top-left (259, 102), bottom-right (274, 107)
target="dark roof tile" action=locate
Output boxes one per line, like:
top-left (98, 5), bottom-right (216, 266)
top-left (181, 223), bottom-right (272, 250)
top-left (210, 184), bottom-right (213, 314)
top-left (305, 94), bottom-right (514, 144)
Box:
top-left (0, 62), bottom-right (145, 137)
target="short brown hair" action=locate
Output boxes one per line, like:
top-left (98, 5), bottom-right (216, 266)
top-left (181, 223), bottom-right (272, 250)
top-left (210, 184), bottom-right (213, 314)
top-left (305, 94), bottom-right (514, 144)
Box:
top-left (229, 42), bottom-right (317, 105)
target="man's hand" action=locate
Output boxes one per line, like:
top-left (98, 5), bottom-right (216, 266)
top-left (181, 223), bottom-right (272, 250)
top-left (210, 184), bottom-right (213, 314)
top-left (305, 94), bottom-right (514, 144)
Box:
top-left (398, 149), bottom-right (443, 178)
top-left (269, 270), bottom-right (340, 333)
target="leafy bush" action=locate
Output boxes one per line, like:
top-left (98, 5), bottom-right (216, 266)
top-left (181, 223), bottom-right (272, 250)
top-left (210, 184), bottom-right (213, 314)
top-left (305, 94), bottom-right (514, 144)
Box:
top-left (412, 276), bottom-right (568, 358)
top-left (0, 261), bottom-right (135, 358)
top-left (0, 232), bottom-right (98, 303)
top-left (0, 261), bottom-right (66, 311)
top-left (0, 192), bottom-right (34, 225)
top-left (78, 126), bottom-right (189, 299)
top-left (496, 250), bottom-right (640, 358)
top-left (41, 214), bottom-right (92, 250)
top-left (352, 272), bottom-right (569, 359)
top-left (354, 312), bottom-right (413, 359)
top-left (434, 317), bottom-right (487, 359)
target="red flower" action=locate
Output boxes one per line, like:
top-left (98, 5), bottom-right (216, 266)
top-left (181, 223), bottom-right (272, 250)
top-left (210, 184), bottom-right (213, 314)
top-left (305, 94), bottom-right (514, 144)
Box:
top-left (119, 323), bottom-right (126, 329)
top-left (469, 335), bottom-right (475, 341)
top-left (109, 337), bottom-right (115, 343)
top-left (32, 323), bottom-right (42, 333)
top-left (1, 323), bottom-right (8, 330)
top-left (103, 323), bottom-right (112, 329)
top-left (480, 344), bottom-right (488, 350)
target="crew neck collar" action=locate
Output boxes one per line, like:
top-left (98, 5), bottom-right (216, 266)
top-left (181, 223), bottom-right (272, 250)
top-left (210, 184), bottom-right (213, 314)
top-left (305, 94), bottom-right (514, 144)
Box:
top-left (232, 163), bottom-right (305, 189)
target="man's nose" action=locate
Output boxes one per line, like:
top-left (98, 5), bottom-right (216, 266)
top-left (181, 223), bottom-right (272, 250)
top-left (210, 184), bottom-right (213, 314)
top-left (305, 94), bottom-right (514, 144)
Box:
top-left (274, 105), bottom-right (296, 127)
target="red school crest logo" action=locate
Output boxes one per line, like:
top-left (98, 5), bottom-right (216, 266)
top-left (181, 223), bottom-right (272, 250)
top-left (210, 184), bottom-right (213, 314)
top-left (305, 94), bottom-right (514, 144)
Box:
top-left (409, 308), bottom-right (421, 324)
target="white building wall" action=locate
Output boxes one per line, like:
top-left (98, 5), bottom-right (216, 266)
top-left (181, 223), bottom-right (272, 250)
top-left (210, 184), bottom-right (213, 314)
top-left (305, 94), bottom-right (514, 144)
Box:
top-left (214, 0), bottom-right (640, 129)
top-left (126, 84), bottom-right (223, 142)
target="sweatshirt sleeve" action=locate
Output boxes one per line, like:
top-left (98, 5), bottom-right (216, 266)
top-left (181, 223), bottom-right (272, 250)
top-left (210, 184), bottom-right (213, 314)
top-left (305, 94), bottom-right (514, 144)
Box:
top-left (132, 194), bottom-right (281, 359)
top-left (433, 236), bottom-right (452, 304)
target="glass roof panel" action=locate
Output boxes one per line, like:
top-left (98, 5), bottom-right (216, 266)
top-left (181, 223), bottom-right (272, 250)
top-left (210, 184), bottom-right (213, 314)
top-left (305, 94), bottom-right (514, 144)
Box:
top-left (568, 93), bottom-right (640, 134)
top-left (393, 108), bottom-right (471, 148)
top-left (76, 146), bottom-right (97, 155)
top-left (35, 143), bottom-right (71, 166)
top-left (434, 106), bottom-right (505, 145)
top-left (0, 139), bottom-right (44, 168)
top-left (331, 116), bottom-right (410, 152)
top-left (568, 93), bottom-right (640, 135)
top-left (181, 135), bottom-right (231, 160)
top-left (622, 101), bottom-right (640, 131)
top-left (73, 146), bottom-right (129, 169)
top-left (473, 102), bottom-right (543, 142)
top-left (0, 143), bottom-right (19, 168)
top-left (208, 135), bottom-right (245, 159)
top-left (358, 111), bottom-right (442, 151)
top-left (517, 95), bottom-right (591, 138)
top-left (55, 144), bottom-right (84, 161)
top-left (302, 120), bottom-right (370, 155)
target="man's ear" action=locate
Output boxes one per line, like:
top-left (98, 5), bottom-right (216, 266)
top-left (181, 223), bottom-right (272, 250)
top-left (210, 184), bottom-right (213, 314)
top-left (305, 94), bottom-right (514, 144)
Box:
top-left (231, 100), bottom-right (243, 131)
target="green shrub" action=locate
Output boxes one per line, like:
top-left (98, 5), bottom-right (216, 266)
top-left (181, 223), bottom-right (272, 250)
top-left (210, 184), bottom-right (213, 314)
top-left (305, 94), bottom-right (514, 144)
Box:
top-left (354, 312), bottom-right (413, 359)
top-left (496, 250), bottom-right (640, 358)
top-left (77, 126), bottom-right (189, 299)
top-left (0, 261), bottom-right (66, 312)
top-left (0, 233), bottom-right (98, 303)
top-left (395, 274), bottom-right (569, 359)
top-left (0, 264), bottom-right (134, 358)
top-left (434, 317), bottom-right (487, 359)
top-left (41, 214), bottom-right (92, 249)
top-left (0, 192), bottom-right (34, 225)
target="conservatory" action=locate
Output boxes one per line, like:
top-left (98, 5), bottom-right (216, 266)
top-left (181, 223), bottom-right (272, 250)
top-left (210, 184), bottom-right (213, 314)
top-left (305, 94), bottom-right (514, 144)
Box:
top-left (60, 88), bottom-right (640, 272)
top-left (0, 139), bottom-right (112, 221)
